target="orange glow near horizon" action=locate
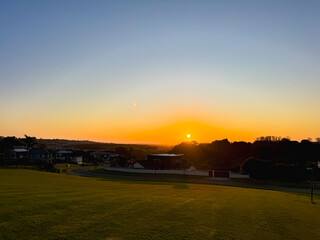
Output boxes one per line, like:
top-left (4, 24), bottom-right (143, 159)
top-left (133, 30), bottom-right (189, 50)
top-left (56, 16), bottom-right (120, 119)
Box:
top-left (2, 115), bottom-right (318, 146)
top-left (1, 95), bottom-right (319, 145)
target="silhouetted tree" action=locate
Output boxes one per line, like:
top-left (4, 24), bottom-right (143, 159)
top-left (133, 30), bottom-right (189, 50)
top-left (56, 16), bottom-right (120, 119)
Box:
top-left (21, 135), bottom-right (36, 164)
top-left (169, 137), bottom-right (320, 180)
top-left (0, 137), bottom-right (24, 164)
top-left (21, 135), bottom-right (36, 150)
top-left (241, 157), bottom-right (275, 179)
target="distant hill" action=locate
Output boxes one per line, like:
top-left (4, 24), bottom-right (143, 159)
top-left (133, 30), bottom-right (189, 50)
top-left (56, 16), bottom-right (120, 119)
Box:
top-left (35, 138), bottom-right (172, 157)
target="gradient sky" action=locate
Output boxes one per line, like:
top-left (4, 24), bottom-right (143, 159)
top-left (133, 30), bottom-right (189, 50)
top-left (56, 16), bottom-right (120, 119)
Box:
top-left (1, 0), bottom-right (320, 144)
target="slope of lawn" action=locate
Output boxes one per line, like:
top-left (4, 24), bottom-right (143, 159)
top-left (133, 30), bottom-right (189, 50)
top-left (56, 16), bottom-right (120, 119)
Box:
top-left (0, 169), bottom-right (319, 240)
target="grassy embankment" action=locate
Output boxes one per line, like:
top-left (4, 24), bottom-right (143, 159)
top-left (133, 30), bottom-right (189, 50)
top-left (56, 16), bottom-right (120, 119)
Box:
top-left (0, 169), bottom-right (319, 240)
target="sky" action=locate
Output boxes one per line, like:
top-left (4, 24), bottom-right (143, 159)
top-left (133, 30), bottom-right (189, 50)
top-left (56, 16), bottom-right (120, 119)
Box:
top-left (1, 0), bottom-right (320, 145)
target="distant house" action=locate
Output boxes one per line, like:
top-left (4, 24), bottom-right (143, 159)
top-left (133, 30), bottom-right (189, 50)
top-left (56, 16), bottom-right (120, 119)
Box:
top-left (57, 150), bottom-right (72, 161)
top-left (13, 148), bottom-right (28, 159)
top-left (91, 151), bottom-right (119, 162)
top-left (57, 150), bottom-right (83, 165)
top-left (131, 162), bottom-right (144, 169)
top-left (140, 154), bottom-right (186, 169)
top-left (72, 156), bottom-right (83, 165)
top-left (101, 152), bottom-right (119, 162)
top-left (2, 147), bottom-right (28, 162)
top-left (30, 149), bottom-right (53, 163)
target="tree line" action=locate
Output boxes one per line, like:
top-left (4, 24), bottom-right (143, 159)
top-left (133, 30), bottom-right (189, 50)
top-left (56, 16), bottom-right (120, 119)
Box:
top-left (1, 135), bottom-right (320, 181)
top-left (170, 137), bottom-right (320, 181)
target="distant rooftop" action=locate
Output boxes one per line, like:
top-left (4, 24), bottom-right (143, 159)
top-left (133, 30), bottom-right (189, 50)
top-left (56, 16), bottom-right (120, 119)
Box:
top-left (57, 150), bottom-right (73, 154)
top-left (30, 149), bottom-right (50, 154)
top-left (14, 148), bottom-right (27, 153)
top-left (148, 154), bottom-right (184, 157)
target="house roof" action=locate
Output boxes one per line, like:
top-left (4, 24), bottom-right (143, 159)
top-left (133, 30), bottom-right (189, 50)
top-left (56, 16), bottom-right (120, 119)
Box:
top-left (137, 160), bottom-right (155, 169)
top-left (57, 150), bottom-right (72, 154)
top-left (148, 154), bottom-right (184, 157)
top-left (30, 149), bottom-right (49, 154)
top-left (133, 162), bottom-right (144, 168)
top-left (14, 148), bottom-right (28, 153)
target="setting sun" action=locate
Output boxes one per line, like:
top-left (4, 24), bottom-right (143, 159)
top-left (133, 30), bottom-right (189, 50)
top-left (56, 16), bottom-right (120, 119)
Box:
top-left (187, 134), bottom-right (191, 138)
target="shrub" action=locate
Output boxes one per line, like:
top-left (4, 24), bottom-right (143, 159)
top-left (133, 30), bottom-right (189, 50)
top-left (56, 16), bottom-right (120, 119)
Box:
top-left (241, 157), bottom-right (275, 179)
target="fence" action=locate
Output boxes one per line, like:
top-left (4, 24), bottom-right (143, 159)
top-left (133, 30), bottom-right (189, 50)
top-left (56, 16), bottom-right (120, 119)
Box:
top-left (103, 167), bottom-right (209, 176)
top-left (103, 167), bottom-right (250, 178)
top-left (229, 172), bottom-right (250, 179)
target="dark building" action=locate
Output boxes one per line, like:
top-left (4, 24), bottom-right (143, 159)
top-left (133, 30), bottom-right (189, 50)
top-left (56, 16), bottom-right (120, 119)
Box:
top-left (13, 148), bottom-right (28, 160)
top-left (30, 149), bottom-right (53, 163)
top-left (143, 154), bottom-right (186, 169)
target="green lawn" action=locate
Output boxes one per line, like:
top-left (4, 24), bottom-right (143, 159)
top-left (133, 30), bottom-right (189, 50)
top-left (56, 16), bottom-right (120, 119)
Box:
top-left (0, 170), bottom-right (319, 240)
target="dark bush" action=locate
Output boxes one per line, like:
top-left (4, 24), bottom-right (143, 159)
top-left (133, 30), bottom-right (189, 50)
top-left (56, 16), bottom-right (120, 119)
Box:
top-left (274, 164), bottom-right (306, 182)
top-left (241, 157), bottom-right (275, 179)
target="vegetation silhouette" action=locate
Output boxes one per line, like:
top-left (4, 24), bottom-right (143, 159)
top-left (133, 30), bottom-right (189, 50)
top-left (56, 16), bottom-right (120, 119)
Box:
top-left (170, 137), bottom-right (320, 181)
top-left (1, 135), bottom-right (319, 181)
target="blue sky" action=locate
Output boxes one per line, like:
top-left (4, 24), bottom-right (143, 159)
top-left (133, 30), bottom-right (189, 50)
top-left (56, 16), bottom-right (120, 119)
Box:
top-left (1, 0), bottom-right (320, 143)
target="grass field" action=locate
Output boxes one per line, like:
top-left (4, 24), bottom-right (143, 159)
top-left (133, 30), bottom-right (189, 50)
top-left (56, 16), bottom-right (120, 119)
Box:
top-left (0, 170), bottom-right (319, 240)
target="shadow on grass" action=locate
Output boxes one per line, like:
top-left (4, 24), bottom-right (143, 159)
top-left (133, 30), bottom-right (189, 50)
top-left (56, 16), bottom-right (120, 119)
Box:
top-left (92, 169), bottom-right (206, 179)
top-left (173, 183), bottom-right (189, 189)
top-left (85, 174), bottom-right (192, 189)
top-left (71, 169), bottom-right (320, 198)
top-left (82, 174), bottom-right (320, 199)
